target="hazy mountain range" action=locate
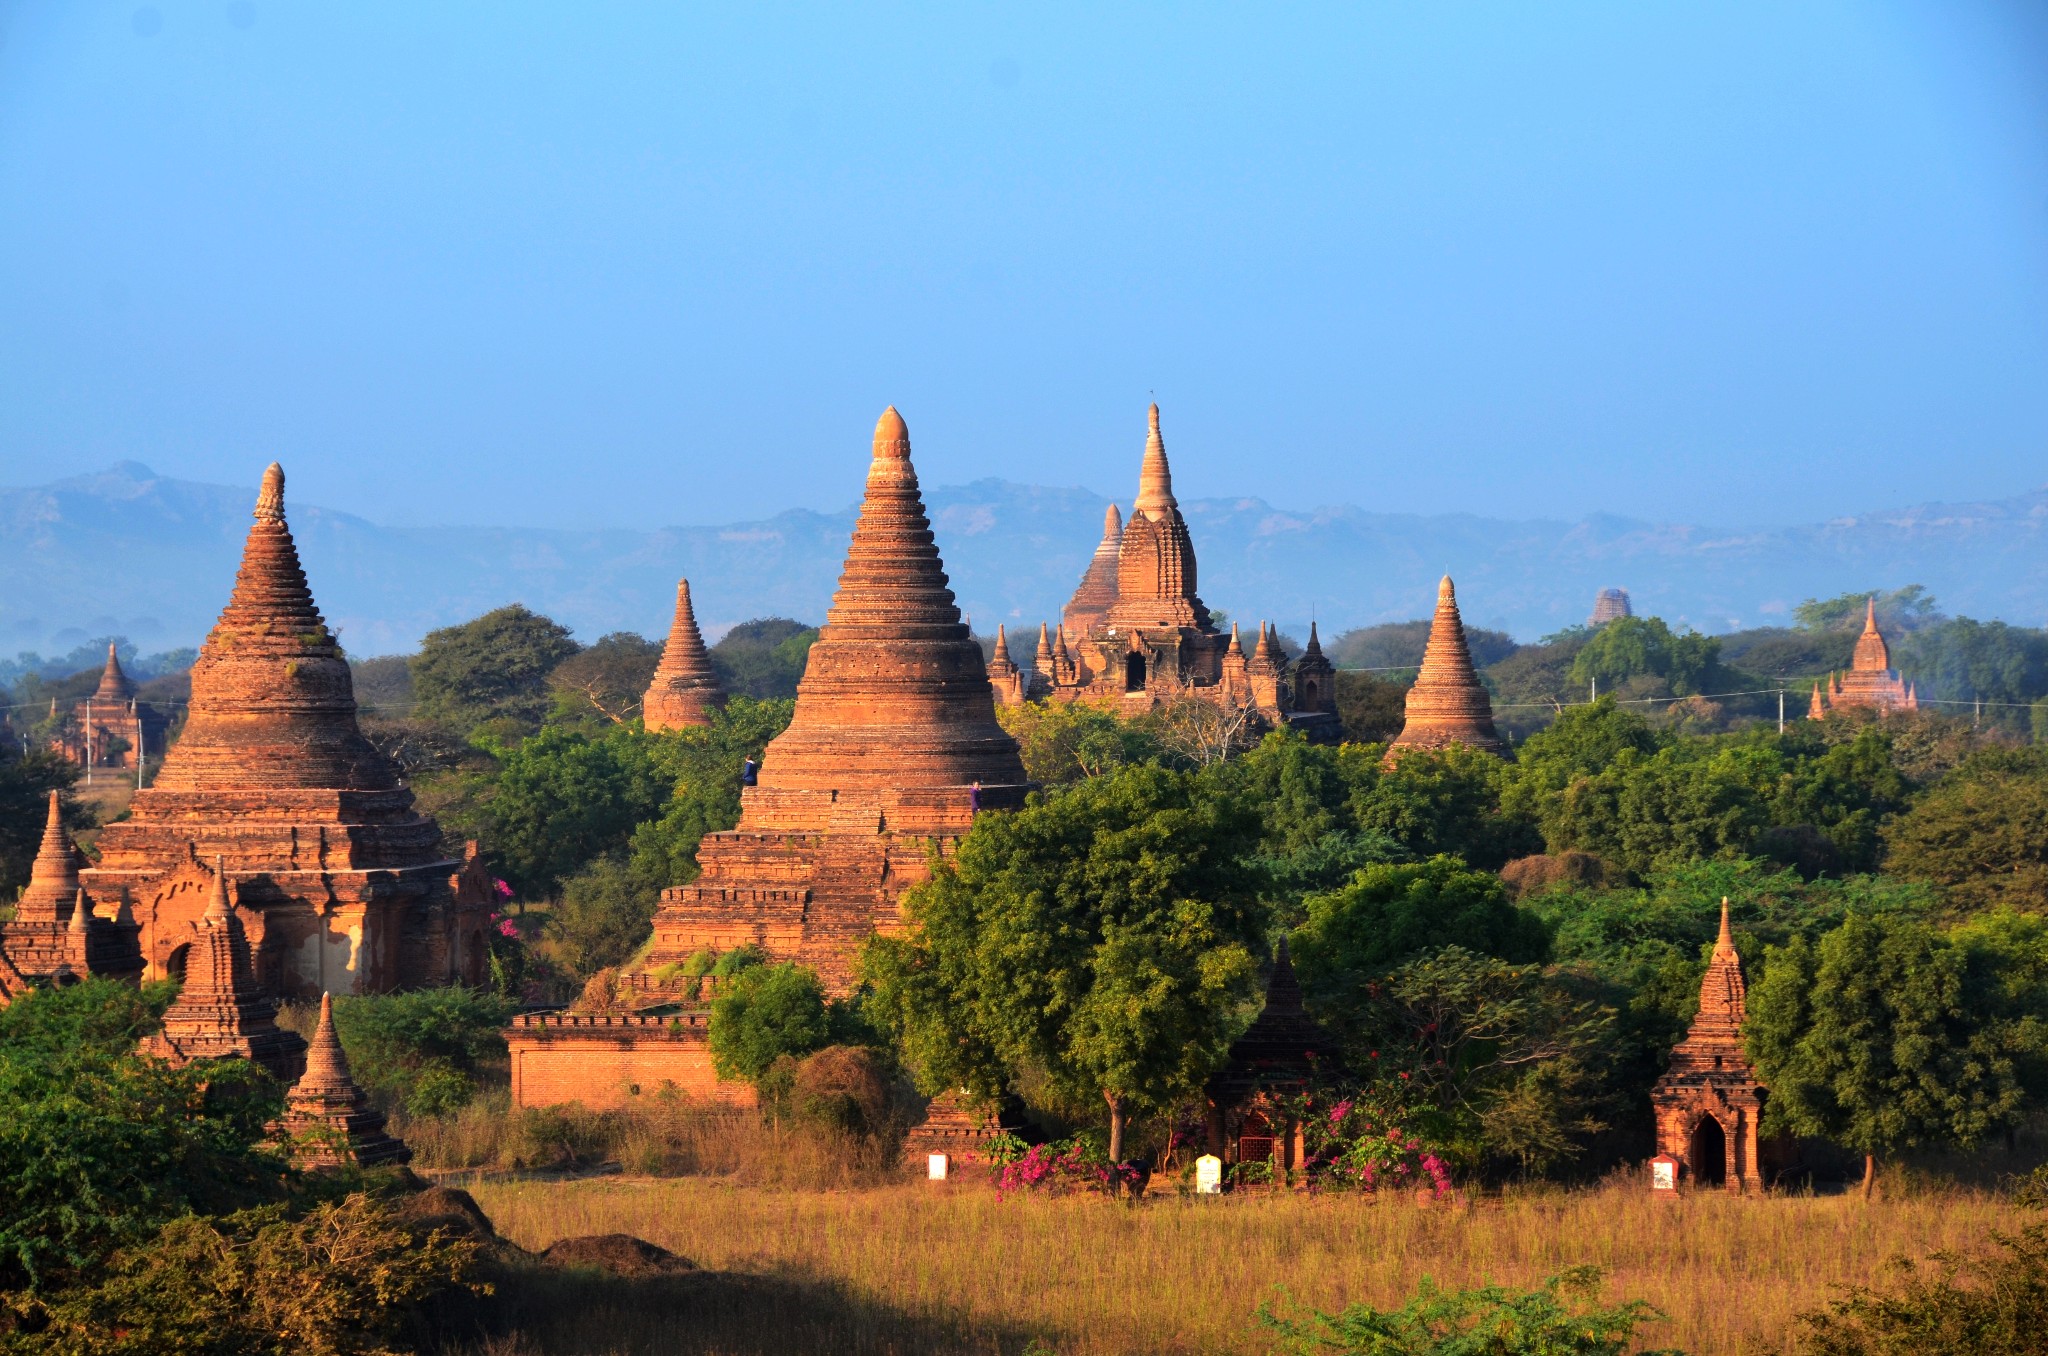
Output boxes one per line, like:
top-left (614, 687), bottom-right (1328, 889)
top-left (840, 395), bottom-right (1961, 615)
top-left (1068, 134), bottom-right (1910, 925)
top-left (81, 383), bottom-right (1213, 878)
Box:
top-left (4, 462), bottom-right (2044, 659)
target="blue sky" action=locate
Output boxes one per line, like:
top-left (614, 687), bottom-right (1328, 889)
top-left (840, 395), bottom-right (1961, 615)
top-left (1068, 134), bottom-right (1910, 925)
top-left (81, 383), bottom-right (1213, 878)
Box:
top-left (1, 2), bottom-right (2043, 530)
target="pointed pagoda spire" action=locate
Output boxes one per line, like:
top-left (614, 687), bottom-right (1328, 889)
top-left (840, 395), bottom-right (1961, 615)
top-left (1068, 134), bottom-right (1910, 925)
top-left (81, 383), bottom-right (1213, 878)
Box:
top-left (1135, 404), bottom-right (1177, 517)
top-left (1061, 502), bottom-right (1124, 638)
top-left (1252, 621), bottom-right (1278, 664)
top-left (1225, 622), bottom-right (1244, 657)
top-left (69, 888), bottom-right (91, 936)
top-left (1304, 621), bottom-right (1323, 656)
top-left (987, 624), bottom-right (1018, 678)
top-left (1851, 596), bottom-right (1893, 673)
top-left (643, 578), bottom-right (726, 731)
top-left (1808, 681), bottom-right (1826, 720)
top-left (742, 408), bottom-right (1027, 805)
top-left (91, 643), bottom-right (137, 705)
top-left (1207, 938), bottom-right (1340, 1102)
top-left (145, 856), bottom-right (305, 1082)
top-left (1389, 575), bottom-right (1504, 757)
top-left (15, 790), bottom-right (79, 924)
top-left (282, 993), bottom-right (411, 1167)
top-left (146, 462), bottom-right (393, 793)
top-left (1265, 936), bottom-right (1304, 1015)
top-left (1690, 898), bottom-right (1748, 1041)
top-left (1110, 404), bottom-right (1207, 631)
top-left (1035, 622), bottom-right (1056, 673)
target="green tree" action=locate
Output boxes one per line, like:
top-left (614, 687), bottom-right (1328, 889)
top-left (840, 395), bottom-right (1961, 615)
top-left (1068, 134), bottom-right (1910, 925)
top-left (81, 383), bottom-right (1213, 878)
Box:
top-left (864, 764), bottom-right (1267, 1161)
top-left (1884, 748), bottom-right (2048, 913)
top-left (707, 618), bottom-right (818, 699)
top-left (1291, 857), bottom-right (1550, 1014)
top-left (550, 853), bottom-right (658, 978)
top-left (323, 987), bottom-right (513, 1118)
top-left (0, 980), bottom-right (286, 1291)
top-left (1747, 913), bottom-right (2027, 1197)
top-left (1332, 671), bottom-right (1411, 744)
top-left (708, 962), bottom-right (832, 1085)
top-left (628, 697), bottom-right (795, 887)
top-left (483, 724), bottom-right (670, 897)
top-left (1263, 1266), bottom-right (1675, 1356)
top-left (1788, 1224), bottom-right (2048, 1356)
top-left (1568, 615), bottom-right (1724, 697)
top-left (1796, 585), bottom-right (1942, 634)
top-left (1353, 744), bottom-right (1537, 870)
top-left (546, 630), bottom-right (662, 727)
top-left (410, 604), bottom-right (579, 737)
top-left (993, 700), bottom-right (1160, 785)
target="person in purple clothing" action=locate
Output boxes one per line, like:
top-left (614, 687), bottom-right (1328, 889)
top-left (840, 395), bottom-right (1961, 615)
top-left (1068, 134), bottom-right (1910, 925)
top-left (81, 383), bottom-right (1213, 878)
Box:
top-left (969, 779), bottom-right (981, 812)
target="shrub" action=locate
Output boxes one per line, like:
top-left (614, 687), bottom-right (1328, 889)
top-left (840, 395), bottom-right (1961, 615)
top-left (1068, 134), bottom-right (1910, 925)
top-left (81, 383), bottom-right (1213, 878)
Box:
top-left (1790, 1224), bottom-right (2048, 1356)
top-left (1261, 1265), bottom-right (1676, 1356)
top-left (305, 988), bottom-right (513, 1119)
top-left (708, 963), bottom-right (830, 1085)
top-left (26, 1192), bottom-right (484, 1356)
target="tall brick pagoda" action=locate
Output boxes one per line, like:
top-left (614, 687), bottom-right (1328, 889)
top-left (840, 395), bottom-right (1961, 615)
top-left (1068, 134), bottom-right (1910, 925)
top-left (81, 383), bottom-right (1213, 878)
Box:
top-left (281, 993), bottom-right (410, 1168)
top-left (84, 463), bottom-right (486, 998)
top-left (1813, 599), bottom-right (1918, 716)
top-left (51, 645), bottom-right (167, 773)
top-left (1388, 576), bottom-right (1504, 757)
top-left (642, 408), bottom-right (1032, 990)
top-left (1060, 503), bottom-right (1123, 639)
top-left (1650, 899), bottom-right (1770, 1191)
top-left (1018, 405), bottom-right (1335, 736)
top-left (144, 858), bottom-right (306, 1083)
top-left (642, 578), bottom-right (725, 731)
top-left (1, 790), bottom-right (141, 984)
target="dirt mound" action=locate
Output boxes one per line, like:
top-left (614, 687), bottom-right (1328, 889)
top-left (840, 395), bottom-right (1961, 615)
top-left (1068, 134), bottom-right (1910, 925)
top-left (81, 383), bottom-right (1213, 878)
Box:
top-left (395, 1185), bottom-right (499, 1241)
top-left (540, 1234), bottom-right (697, 1277)
top-left (1500, 851), bottom-right (1625, 899)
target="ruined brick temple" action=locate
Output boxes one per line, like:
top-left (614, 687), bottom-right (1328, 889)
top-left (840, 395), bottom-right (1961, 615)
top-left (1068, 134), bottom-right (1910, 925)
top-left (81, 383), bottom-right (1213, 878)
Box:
top-left (1649, 899), bottom-right (1771, 1191)
top-left (508, 408), bottom-right (1035, 1107)
top-left (1388, 575), bottom-right (1504, 757)
top-left (996, 405), bottom-right (1337, 738)
top-left (1809, 598), bottom-right (1918, 718)
top-left (0, 790), bottom-right (143, 990)
top-left (143, 857), bottom-right (306, 1083)
top-left (83, 464), bottom-right (492, 999)
top-left (642, 578), bottom-right (725, 731)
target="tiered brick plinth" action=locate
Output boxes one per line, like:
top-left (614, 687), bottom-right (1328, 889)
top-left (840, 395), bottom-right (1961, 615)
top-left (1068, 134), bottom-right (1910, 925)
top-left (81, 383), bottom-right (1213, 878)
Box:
top-left (1650, 901), bottom-right (1770, 1191)
top-left (282, 994), bottom-right (410, 1167)
top-left (84, 464), bottom-right (486, 998)
top-left (0, 791), bottom-right (141, 983)
top-left (1815, 599), bottom-right (1918, 715)
top-left (144, 859), bottom-right (306, 1083)
top-left (640, 408), bottom-right (1031, 995)
top-left (1388, 576), bottom-right (1504, 757)
top-left (643, 579), bottom-right (725, 731)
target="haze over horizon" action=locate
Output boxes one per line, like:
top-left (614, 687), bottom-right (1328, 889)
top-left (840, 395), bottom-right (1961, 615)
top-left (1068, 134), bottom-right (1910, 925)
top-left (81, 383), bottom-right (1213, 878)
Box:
top-left (3, 4), bottom-right (2046, 535)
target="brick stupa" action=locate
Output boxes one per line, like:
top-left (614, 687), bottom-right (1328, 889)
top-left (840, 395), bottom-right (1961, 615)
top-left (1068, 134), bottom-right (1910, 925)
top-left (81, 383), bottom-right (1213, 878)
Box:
top-left (1061, 503), bottom-right (1123, 639)
top-left (643, 407), bottom-right (1032, 990)
top-left (84, 463), bottom-right (488, 998)
top-left (281, 993), bottom-right (411, 1167)
top-left (144, 858), bottom-right (306, 1083)
top-left (1650, 899), bottom-right (1769, 1191)
top-left (0, 790), bottom-right (141, 984)
top-left (1388, 576), bottom-right (1504, 757)
top-left (1814, 599), bottom-right (1918, 716)
top-left (642, 579), bottom-right (726, 731)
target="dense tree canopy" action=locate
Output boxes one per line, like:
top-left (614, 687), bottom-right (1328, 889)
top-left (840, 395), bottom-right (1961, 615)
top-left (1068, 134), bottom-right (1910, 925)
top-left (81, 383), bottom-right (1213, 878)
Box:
top-left (707, 618), bottom-right (818, 700)
top-left (410, 604), bottom-right (580, 737)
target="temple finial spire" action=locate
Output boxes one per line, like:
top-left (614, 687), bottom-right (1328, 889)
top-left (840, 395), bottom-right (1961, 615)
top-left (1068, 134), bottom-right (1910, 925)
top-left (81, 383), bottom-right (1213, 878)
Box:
top-left (206, 856), bottom-right (231, 924)
top-left (254, 462), bottom-right (285, 523)
top-left (1134, 403), bottom-right (1177, 516)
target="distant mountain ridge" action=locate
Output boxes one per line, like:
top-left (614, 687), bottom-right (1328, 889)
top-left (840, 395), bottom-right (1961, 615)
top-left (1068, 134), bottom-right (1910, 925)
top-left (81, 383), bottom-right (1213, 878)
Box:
top-left (3, 462), bottom-right (2043, 657)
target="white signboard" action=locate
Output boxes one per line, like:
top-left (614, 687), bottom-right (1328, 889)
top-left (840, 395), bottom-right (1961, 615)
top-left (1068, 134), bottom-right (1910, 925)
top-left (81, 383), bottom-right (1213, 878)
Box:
top-left (1651, 1156), bottom-right (1677, 1191)
top-left (1195, 1154), bottom-right (1224, 1194)
top-left (927, 1153), bottom-right (950, 1181)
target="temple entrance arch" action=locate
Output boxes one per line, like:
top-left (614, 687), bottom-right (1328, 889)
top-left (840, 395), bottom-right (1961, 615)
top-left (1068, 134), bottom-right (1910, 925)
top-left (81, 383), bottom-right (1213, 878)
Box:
top-left (1124, 652), bottom-right (1146, 692)
top-left (1301, 678), bottom-right (1319, 708)
top-left (1690, 1115), bottom-right (1727, 1186)
top-left (164, 943), bottom-right (191, 983)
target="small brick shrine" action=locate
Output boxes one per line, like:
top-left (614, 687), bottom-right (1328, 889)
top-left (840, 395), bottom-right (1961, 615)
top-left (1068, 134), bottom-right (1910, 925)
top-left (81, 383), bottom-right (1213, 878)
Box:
top-left (1810, 599), bottom-right (1918, 716)
top-left (642, 578), bottom-right (725, 731)
top-left (1649, 899), bottom-right (1771, 1192)
top-left (1387, 575), bottom-right (1504, 758)
top-left (49, 645), bottom-right (168, 772)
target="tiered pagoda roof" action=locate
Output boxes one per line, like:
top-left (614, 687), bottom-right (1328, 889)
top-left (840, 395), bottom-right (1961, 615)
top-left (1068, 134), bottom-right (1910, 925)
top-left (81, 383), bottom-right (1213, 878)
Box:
top-left (144, 859), bottom-right (306, 1082)
top-left (1816, 599), bottom-right (1918, 715)
top-left (1107, 405), bottom-right (1211, 633)
top-left (1061, 502), bottom-right (1123, 638)
top-left (1, 791), bottom-right (140, 983)
top-left (282, 993), bottom-right (410, 1167)
top-left (643, 578), bottom-right (725, 731)
top-left (1388, 576), bottom-right (1504, 757)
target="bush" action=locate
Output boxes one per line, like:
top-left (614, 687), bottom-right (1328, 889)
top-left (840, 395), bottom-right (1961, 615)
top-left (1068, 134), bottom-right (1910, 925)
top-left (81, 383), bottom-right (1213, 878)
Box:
top-left (300, 989), bottom-right (513, 1120)
top-left (788, 1045), bottom-right (896, 1139)
top-left (1791, 1224), bottom-right (2048, 1355)
top-left (1261, 1266), bottom-right (1675, 1356)
top-left (708, 964), bottom-right (831, 1085)
top-left (24, 1193), bottom-right (484, 1356)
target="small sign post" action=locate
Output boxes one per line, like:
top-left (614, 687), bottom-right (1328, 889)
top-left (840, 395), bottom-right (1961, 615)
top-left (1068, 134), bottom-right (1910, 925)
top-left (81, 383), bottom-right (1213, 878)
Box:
top-left (1195, 1154), bottom-right (1224, 1195)
top-left (927, 1153), bottom-right (950, 1182)
top-left (1650, 1153), bottom-right (1679, 1193)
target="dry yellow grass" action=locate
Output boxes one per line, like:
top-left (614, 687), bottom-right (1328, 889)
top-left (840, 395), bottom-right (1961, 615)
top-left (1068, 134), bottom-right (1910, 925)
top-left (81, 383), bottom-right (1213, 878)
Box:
top-left (461, 1176), bottom-right (2027, 1355)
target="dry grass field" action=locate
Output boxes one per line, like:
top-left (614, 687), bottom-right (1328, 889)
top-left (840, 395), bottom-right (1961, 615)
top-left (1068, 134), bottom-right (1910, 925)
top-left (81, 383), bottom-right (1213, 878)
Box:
top-left (456, 1176), bottom-right (2027, 1356)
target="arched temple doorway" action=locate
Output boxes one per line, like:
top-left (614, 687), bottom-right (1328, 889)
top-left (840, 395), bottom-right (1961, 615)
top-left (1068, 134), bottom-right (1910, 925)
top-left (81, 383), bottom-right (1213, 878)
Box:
top-left (1690, 1115), bottom-right (1727, 1187)
top-left (1124, 652), bottom-right (1146, 692)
